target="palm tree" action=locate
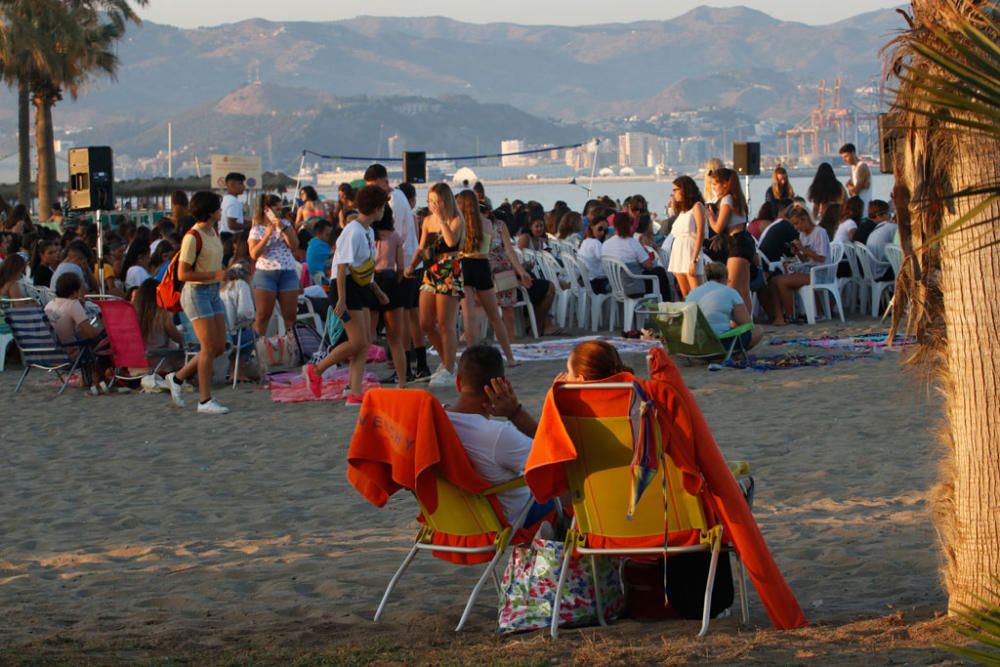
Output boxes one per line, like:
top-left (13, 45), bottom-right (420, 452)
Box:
top-left (0, 1), bottom-right (67, 211)
top-left (28, 0), bottom-right (146, 215)
top-left (886, 0), bottom-right (1000, 616)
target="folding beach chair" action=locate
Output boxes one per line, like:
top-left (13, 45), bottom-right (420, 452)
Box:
top-left (348, 388), bottom-right (534, 631)
top-left (93, 297), bottom-right (181, 387)
top-left (537, 380), bottom-right (748, 638)
top-left (650, 302), bottom-right (753, 364)
top-left (0, 297), bottom-right (89, 394)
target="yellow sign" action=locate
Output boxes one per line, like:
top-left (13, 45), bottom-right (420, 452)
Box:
top-left (210, 154), bottom-right (263, 190)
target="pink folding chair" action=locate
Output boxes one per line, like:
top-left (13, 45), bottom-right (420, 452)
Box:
top-left (95, 298), bottom-right (180, 387)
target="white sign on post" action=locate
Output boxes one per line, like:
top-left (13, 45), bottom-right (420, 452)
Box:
top-left (210, 154), bottom-right (263, 190)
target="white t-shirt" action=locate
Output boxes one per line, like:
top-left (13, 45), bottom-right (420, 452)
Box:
top-left (49, 262), bottom-right (85, 291)
top-left (45, 297), bottom-right (89, 346)
top-left (719, 194), bottom-right (748, 229)
top-left (445, 410), bottom-right (533, 524)
top-left (833, 219), bottom-right (858, 244)
top-left (220, 194), bottom-right (244, 234)
top-left (866, 222), bottom-right (898, 262)
top-left (578, 237), bottom-right (605, 278)
top-left (800, 225), bottom-right (831, 263)
top-left (389, 188), bottom-right (419, 267)
top-left (686, 281), bottom-right (745, 335)
top-left (601, 235), bottom-right (649, 266)
top-left (332, 219), bottom-right (374, 271)
top-left (248, 220), bottom-right (297, 271)
top-left (125, 265), bottom-right (152, 291)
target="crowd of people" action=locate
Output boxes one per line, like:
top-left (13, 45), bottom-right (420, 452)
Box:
top-left (0, 145), bottom-right (898, 412)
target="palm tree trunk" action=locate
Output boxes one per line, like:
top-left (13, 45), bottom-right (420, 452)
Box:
top-left (17, 83), bottom-right (32, 210)
top-left (936, 129), bottom-right (1000, 613)
top-left (33, 89), bottom-right (57, 218)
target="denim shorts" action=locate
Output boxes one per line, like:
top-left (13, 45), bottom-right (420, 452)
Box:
top-left (252, 268), bottom-right (299, 293)
top-left (180, 282), bottom-right (226, 321)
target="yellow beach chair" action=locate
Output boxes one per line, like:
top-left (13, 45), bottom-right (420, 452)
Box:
top-left (545, 382), bottom-right (749, 638)
top-left (348, 388), bottom-right (534, 632)
top-left (373, 474), bottom-right (532, 631)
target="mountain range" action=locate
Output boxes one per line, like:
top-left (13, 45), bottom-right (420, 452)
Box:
top-left (0, 5), bottom-right (906, 176)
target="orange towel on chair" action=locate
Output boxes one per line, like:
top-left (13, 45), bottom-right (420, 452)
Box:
top-left (347, 389), bottom-right (489, 513)
top-left (525, 348), bottom-right (808, 630)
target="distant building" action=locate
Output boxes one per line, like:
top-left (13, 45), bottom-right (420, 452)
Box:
top-left (679, 137), bottom-right (709, 167)
top-left (501, 139), bottom-right (529, 167)
top-left (617, 132), bottom-right (660, 168)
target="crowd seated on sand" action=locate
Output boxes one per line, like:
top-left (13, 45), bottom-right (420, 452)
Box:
top-left (0, 146), bottom-right (901, 408)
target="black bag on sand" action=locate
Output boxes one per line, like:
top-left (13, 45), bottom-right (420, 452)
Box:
top-left (292, 320), bottom-right (323, 365)
top-left (623, 552), bottom-right (735, 620)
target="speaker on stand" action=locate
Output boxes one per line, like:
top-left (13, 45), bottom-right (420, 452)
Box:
top-left (733, 141), bottom-right (760, 215)
top-left (69, 146), bottom-right (115, 294)
top-left (403, 151), bottom-right (427, 183)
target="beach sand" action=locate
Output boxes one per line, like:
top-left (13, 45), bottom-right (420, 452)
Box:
top-left (0, 318), bottom-right (963, 664)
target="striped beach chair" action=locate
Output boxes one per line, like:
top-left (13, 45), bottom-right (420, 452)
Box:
top-left (0, 298), bottom-right (87, 394)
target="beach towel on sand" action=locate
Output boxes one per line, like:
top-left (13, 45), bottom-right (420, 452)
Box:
top-left (525, 347), bottom-right (808, 631)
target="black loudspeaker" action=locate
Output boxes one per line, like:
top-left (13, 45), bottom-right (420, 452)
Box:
top-left (878, 114), bottom-right (896, 174)
top-left (403, 151), bottom-right (426, 184)
top-left (733, 142), bottom-right (761, 176)
top-left (69, 146), bottom-right (114, 211)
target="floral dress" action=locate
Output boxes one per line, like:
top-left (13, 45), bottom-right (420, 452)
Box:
top-left (487, 220), bottom-right (516, 308)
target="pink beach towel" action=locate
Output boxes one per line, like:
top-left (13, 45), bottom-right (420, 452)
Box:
top-left (268, 367), bottom-right (380, 403)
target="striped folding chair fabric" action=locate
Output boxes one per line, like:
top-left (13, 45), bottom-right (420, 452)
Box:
top-left (0, 298), bottom-right (83, 394)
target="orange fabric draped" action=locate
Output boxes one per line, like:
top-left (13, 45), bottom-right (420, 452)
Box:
top-left (525, 348), bottom-right (808, 630)
top-left (347, 389), bottom-right (487, 512)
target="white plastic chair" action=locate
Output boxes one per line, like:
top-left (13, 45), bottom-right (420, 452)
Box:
top-left (794, 243), bottom-right (845, 324)
top-left (853, 242), bottom-right (895, 317)
top-left (535, 251), bottom-right (574, 329)
top-left (601, 257), bottom-right (658, 332)
top-left (884, 244), bottom-right (903, 276)
top-left (570, 256), bottom-right (613, 332)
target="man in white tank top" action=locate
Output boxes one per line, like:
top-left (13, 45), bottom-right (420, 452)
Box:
top-left (840, 143), bottom-right (872, 213)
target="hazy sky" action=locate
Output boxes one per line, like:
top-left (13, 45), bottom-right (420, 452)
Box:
top-left (136, 1), bottom-right (904, 29)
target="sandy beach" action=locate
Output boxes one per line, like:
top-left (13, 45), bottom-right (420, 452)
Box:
top-left (0, 318), bottom-right (961, 664)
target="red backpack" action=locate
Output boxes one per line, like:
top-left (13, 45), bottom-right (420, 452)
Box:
top-left (156, 229), bottom-right (202, 312)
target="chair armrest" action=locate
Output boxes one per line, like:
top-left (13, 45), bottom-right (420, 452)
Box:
top-left (483, 477), bottom-right (527, 495)
top-left (619, 266), bottom-right (657, 288)
top-left (809, 262), bottom-right (838, 283)
top-left (719, 322), bottom-right (753, 339)
top-left (728, 461), bottom-right (751, 476)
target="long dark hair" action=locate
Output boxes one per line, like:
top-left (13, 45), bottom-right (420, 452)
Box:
top-left (122, 239), bottom-right (151, 275)
top-left (0, 252), bottom-right (26, 287)
top-left (132, 278), bottom-right (160, 342)
top-left (30, 238), bottom-right (60, 275)
top-left (672, 176), bottom-right (704, 213)
top-left (807, 163), bottom-right (843, 205)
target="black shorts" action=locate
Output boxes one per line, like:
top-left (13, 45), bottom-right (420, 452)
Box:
top-left (330, 276), bottom-right (376, 311)
top-left (460, 257), bottom-right (494, 291)
top-left (373, 270), bottom-right (401, 312)
top-left (398, 269), bottom-right (422, 309)
top-left (526, 278), bottom-right (551, 306)
top-left (728, 231), bottom-right (757, 262)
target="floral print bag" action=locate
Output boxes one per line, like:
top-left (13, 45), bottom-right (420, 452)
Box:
top-left (497, 538), bottom-right (624, 634)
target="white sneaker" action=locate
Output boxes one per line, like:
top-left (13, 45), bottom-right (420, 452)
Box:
top-left (197, 398), bottom-right (230, 415)
top-left (165, 372), bottom-right (185, 407)
top-left (428, 368), bottom-right (455, 388)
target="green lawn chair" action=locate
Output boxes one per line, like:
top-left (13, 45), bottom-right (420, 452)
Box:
top-left (651, 302), bottom-right (753, 364)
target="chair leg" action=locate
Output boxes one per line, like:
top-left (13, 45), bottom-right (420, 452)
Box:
top-left (550, 542), bottom-right (575, 639)
top-left (456, 546), bottom-right (509, 632)
top-left (374, 544), bottom-right (420, 623)
top-left (698, 535), bottom-right (723, 638)
top-left (590, 555), bottom-right (607, 627)
top-left (14, 366), bottom-right (30, 393)
top-left (734, 553), bottom-right (750, 625)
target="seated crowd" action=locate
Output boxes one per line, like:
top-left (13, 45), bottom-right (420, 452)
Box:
top-left (0, 152), bottom-right (898, 408)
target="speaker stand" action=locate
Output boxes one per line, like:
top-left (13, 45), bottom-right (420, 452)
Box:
top-left (96, 209), bottom-right (105, 296)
